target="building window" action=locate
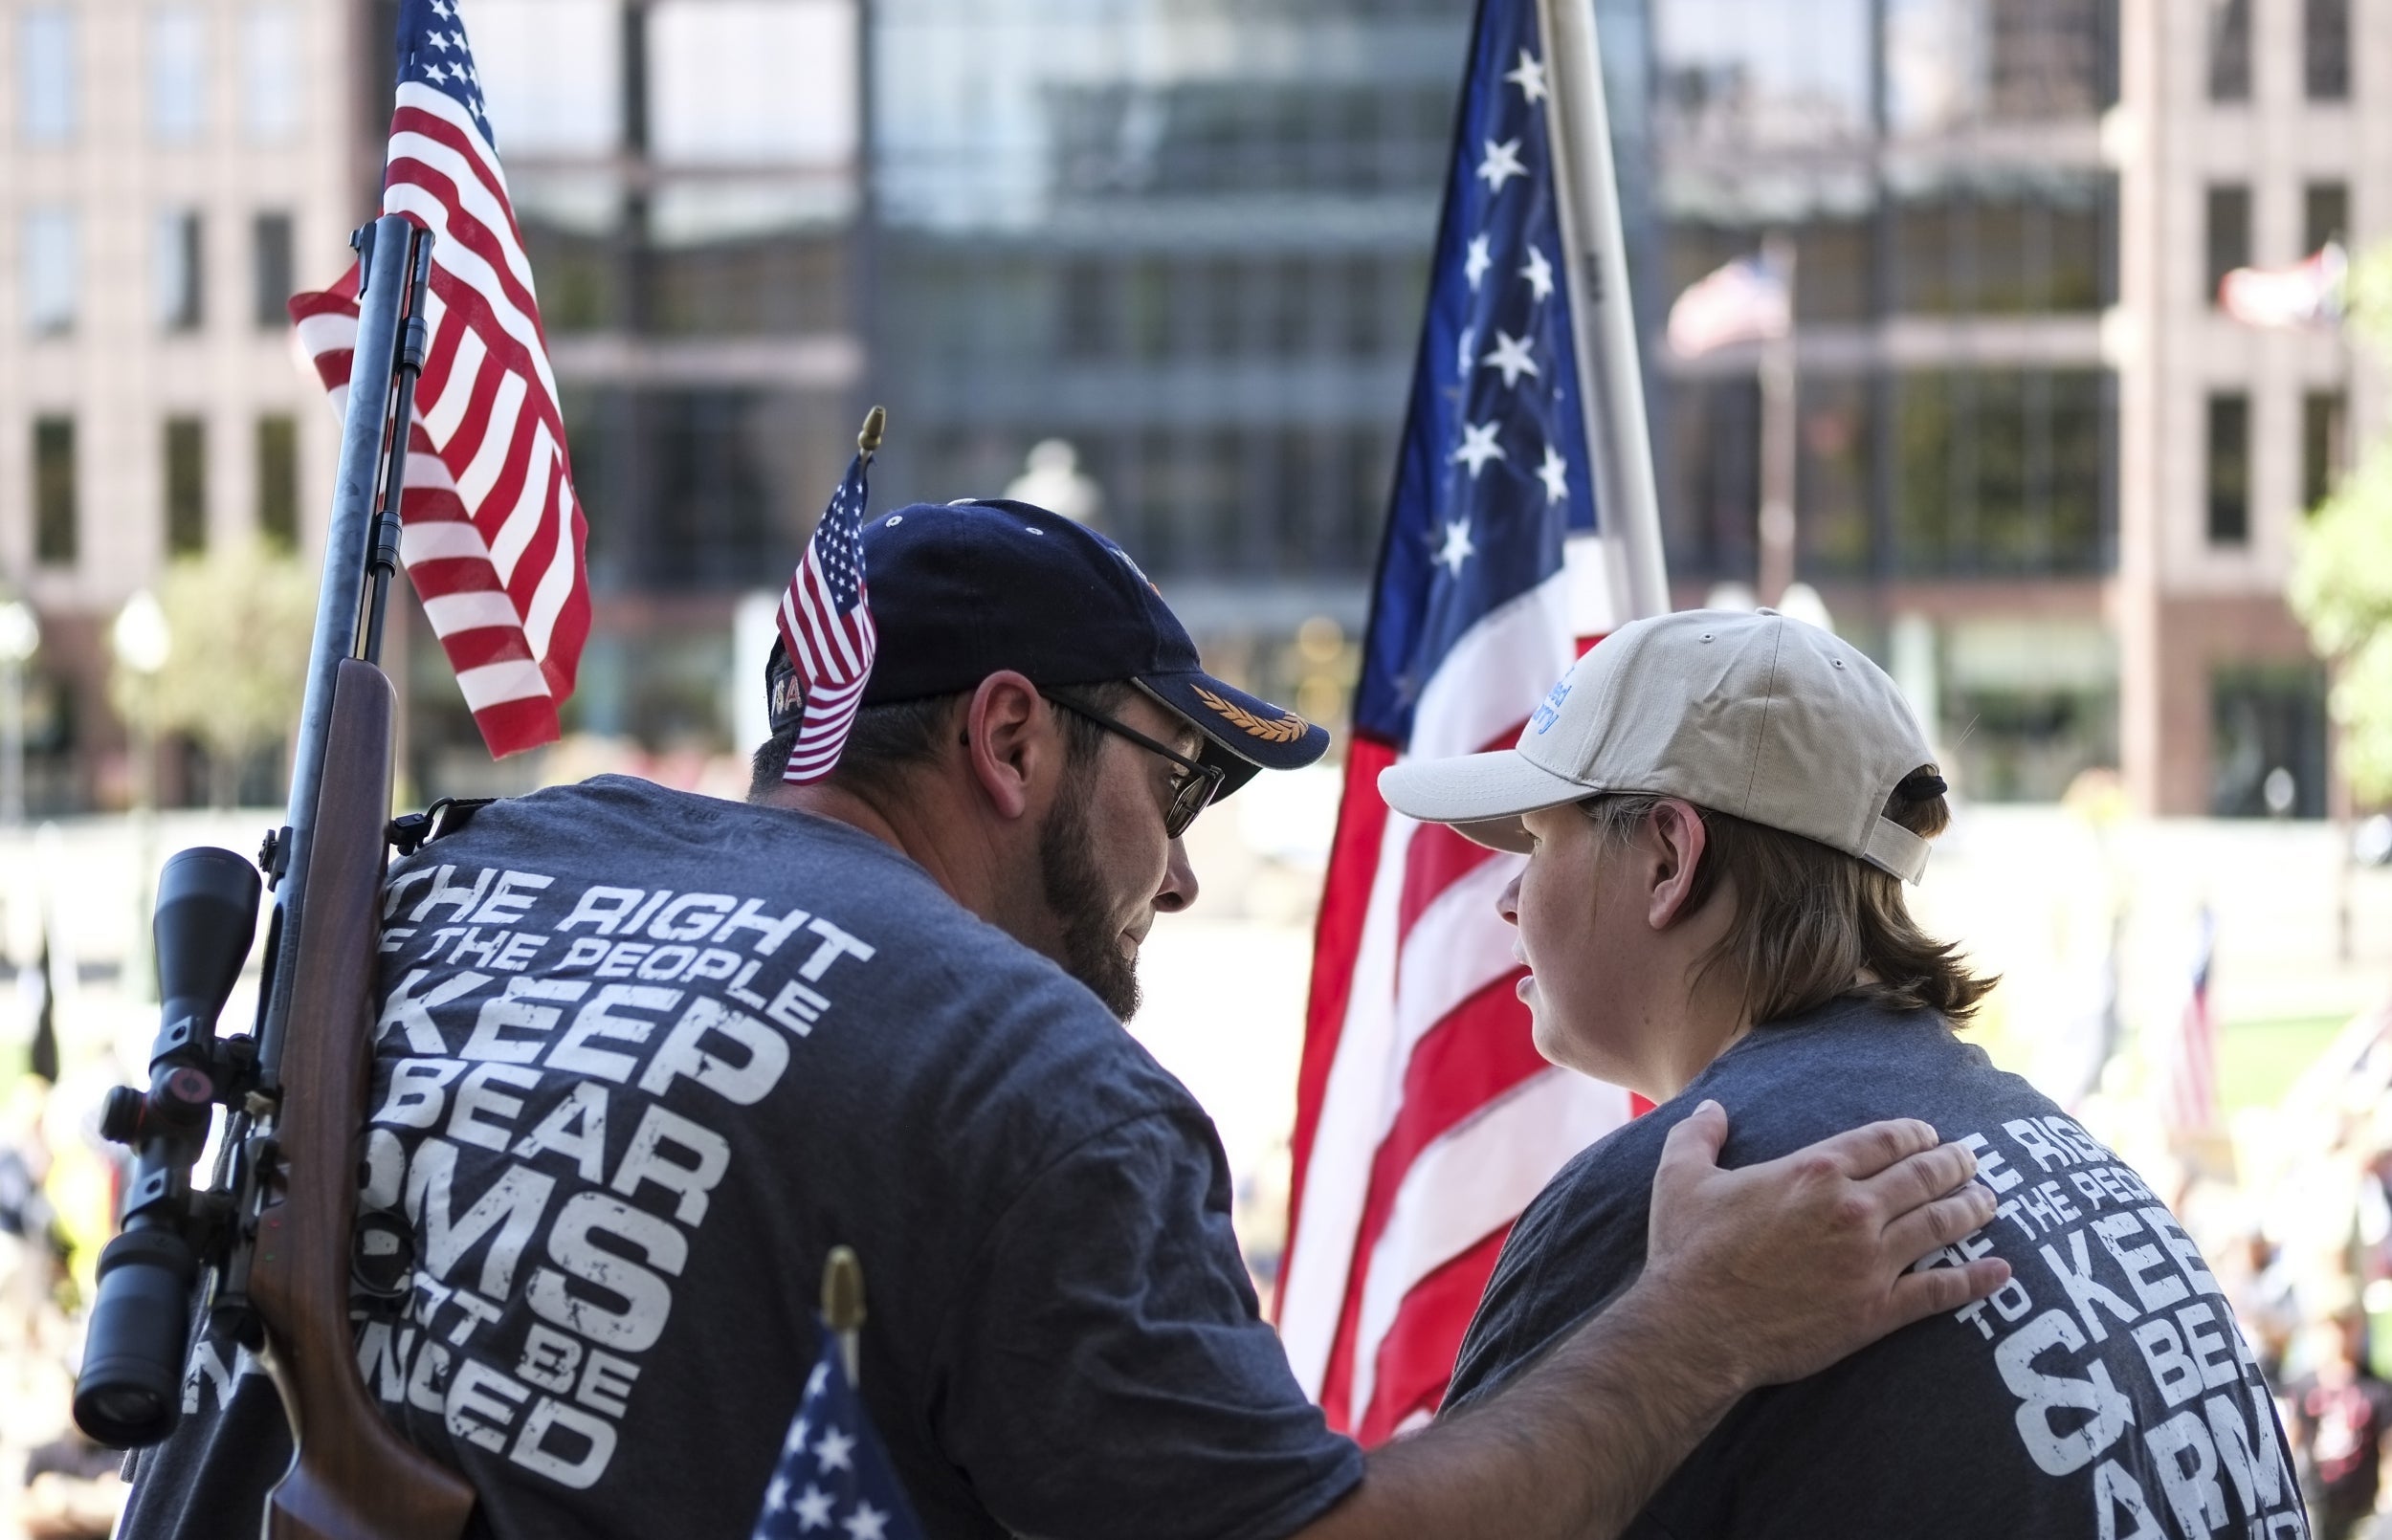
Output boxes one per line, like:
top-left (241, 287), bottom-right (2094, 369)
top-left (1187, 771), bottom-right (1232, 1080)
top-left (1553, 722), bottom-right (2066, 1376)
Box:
top-left (166, 417), bottom-right (208, 555)
top-left (156, 210), bottom-right (204, 332)
top-left (2304, 182), bottom-right (2349, 253)
top-left (2207, 0), bottom-right (2251, 100)
top-left (253, 212), bottom-right (294, 328)
top-left (647, 0), bottom-right (857, 167)
top-left (239, 4), bottom-right (299, 142)
top-left (24, 209), bottom-right (77, 337)
top-left (2305, 0), bottom-right (2350, 100)
top-left (2303, 390), bottom-right (2348, 510)
top-left (1883, 171), bottom-right (2115, 317)
top-left (2205, 185), bottom-right (2250, 306)
top-left (20, 9), bottom-right (75, 143)
top-left (33, 418), bottom-right (77, 566)
top-left (1891, 368), bottom-right (2112, 579)
top-left (2211, 666), bottom-right (2327, 817)
top-left (256, 415), bottom-right (299, 545)
top-left (149, 6), bottom-right (208, 143)
top-left (2206, 393), bottom-right (2249, 545)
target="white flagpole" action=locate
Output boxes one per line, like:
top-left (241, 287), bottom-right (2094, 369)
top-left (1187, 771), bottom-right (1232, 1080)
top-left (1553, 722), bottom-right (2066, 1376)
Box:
top-left (1535, 0), bottom-right (1670, 621)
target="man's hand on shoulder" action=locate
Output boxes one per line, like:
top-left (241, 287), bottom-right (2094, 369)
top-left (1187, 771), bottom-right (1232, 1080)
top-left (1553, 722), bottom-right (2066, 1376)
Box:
top-left (1298, 1104), bottom-right (2010, 1540)
top-left (1633, 1101), bottom-right (2010, 1395)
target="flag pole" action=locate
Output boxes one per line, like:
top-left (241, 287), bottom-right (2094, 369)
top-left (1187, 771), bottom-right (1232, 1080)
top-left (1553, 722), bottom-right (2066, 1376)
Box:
top-left (823, 1244), bottom-right (865, 1388)
top-left (1756, 232), bottom-right (1799, 607)
top-left (1534, 0), bottom-right (1669, 621)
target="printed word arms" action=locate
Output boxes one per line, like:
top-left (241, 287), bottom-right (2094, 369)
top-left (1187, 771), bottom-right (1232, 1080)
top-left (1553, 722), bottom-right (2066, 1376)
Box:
top-left (72, 215), bottom-right (476, 1540)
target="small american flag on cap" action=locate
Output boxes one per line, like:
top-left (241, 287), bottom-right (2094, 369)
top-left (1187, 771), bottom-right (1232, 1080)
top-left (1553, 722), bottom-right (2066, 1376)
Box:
top-left (778, 407), bottom-right (886, 783)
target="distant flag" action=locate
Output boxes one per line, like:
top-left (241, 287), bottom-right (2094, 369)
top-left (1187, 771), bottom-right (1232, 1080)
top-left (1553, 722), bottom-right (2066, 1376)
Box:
top-left (288, 0), bottom-right (590, 759)
top-left (775, 411), bottom-right (883, 784)
top-left (1277, 0), bottom-right (1648, 1444)
top-left (752, 1332), bottom-right (923, 1540)
top-left (2220, 242), bottom-right (2346, 330)
top-left (28, 934), bottom-right (56, 1084)
top-left (2161, 907), bottom-right (2222, 1137)
top-left (1667, 251), bottom-right (1792, 359)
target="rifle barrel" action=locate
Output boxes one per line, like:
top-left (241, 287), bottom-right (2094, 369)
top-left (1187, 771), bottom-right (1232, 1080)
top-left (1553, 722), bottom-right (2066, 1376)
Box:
top-left (256, 213), bottom-right (423, 1085)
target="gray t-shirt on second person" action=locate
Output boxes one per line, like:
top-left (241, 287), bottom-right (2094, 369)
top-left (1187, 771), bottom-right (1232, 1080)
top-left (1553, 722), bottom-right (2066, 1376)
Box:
top-left (1445, 998), bottom-right (2304, 1540)
top-left (123, 775), bottom-right (1360, 1540)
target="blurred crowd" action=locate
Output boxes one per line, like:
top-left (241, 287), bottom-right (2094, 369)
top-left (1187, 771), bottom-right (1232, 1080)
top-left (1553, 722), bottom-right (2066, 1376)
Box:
top-left (1, 985), bottom-right (133, 1540)
top-left (2200, 1002), bottom-right (2392, 1540)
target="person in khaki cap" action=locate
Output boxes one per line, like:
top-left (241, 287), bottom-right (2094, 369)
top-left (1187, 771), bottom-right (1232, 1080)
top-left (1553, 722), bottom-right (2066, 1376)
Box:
top-left (1384, 608), bottom-right (2308, 1540)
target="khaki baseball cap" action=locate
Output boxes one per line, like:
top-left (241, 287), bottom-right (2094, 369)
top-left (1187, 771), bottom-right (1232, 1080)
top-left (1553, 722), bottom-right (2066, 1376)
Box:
top-left (1378, 608), bottom-right (1940, 883)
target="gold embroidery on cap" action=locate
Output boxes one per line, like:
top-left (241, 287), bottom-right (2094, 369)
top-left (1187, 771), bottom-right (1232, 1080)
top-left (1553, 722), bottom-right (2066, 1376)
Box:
top-left (1194, 684), bottom-right (1309, 744)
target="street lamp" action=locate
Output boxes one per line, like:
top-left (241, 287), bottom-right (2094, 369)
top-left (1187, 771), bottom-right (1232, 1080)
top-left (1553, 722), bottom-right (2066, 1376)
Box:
top-left (0, 599), bottom-right (36, 827)
top-left (113, 588), bottom-right (170, 804)
top-left (113, 590), bottom-right (171, 1002)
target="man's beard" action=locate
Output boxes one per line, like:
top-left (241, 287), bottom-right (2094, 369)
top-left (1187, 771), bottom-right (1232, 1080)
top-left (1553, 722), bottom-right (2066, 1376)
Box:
top-left (1039, 766), bottom-right (1142, 1021)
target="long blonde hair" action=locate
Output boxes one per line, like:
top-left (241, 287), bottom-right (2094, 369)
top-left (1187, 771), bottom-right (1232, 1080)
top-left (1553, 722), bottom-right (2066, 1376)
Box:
top-left (1581, 777), bottom-right (1996, 1026)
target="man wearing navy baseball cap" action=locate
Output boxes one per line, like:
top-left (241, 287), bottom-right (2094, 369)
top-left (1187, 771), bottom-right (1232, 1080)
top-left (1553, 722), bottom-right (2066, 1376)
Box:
top-left (753, 498), bottom-right (1327, 1019)
top-left (124, 499), bottom-right (2004, 1540)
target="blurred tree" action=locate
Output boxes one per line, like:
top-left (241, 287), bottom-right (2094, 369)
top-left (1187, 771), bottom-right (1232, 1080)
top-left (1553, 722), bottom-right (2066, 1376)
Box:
top-left (110, 541), bottom-right (316, 807)
top-left (2292, 244), bottom-right (2392, 803)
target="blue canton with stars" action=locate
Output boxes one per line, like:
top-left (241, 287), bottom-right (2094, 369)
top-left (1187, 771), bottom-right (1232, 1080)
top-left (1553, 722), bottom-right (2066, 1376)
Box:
top-left (751, 1334), bottom-right (925, 1540)
top-left (818, 456), bottom-right (869, 615)
top-left (398, 0), bottom-right (495, 144)
top-left (1355, 0), bottom-right (1598, 745)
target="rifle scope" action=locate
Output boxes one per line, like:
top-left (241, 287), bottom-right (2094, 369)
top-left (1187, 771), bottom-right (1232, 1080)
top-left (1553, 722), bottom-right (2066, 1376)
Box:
top-left (75, 847), bottom-right (261, 1446)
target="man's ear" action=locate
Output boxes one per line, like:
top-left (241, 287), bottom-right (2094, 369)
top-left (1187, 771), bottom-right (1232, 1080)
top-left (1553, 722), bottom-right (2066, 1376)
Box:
top-left (962, 671), bottom-right (1058, 823)
top-left (1645, 798), bottom-right (1711, 932)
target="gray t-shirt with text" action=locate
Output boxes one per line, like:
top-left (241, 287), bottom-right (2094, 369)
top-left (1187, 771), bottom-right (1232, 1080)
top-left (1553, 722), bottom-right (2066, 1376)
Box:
top-left (122, 775), bottom-right (1359, 1540)
top-left (1445, 998), bottom-right (2305, 1540)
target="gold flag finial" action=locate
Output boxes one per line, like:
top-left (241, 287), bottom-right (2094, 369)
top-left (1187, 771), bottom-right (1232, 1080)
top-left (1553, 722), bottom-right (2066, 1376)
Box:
top-left (823, 1245), bottom-right (866, 1386)
top-left (857, 406), bottom-right (887, 456)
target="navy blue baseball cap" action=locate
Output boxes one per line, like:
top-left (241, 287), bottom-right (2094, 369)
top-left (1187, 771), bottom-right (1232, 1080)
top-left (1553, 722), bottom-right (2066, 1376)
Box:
top-left (766, 498), bottom-right (1330, 799)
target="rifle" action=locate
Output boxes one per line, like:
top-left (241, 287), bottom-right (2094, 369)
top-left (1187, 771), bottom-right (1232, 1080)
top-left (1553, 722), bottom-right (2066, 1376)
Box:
top-left (73, 212), bottom-right (476, 1539)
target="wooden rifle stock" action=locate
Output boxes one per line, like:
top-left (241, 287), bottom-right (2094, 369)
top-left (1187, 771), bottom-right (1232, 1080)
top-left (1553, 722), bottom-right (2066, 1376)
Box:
top-left (248, 658), bottom-right (475, 1540)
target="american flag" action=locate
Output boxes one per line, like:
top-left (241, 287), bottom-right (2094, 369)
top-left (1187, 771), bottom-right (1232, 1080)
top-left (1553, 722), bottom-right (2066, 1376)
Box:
top-left (1666, 251), bottom-right (1792, 359)
top-left (751, 1333), bottom-right (923, 1540)
top-left (2220, 241), bottom-right (2347, 331)
top-left (776, 437), bottom-right (878, 783)
top-left (2162, 906), bottom-right (2222, 1136)
top-left (288, 0), bottom-right (588, 759)
top-left (1278, 0), bottom-right (1646, 1443)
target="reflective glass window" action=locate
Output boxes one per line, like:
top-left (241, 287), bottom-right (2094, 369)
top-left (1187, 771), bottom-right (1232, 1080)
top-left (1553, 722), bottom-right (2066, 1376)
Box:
top-left (150, 7), bottom-right (208, 143)
top-left (24, 209), bottom-right (77, 337)
top-left (649, 1), bottom-right (856, 166)
top-left (1655, 0), bottom-right (1873, 148)
top-left (166, 417), bottom-right (210, 556)
top-left (240, 5), bottom-right (300, 141)
top-left (156, 210), bottom-right (205, 332)
top-left (20, 9), bottom-right (74, 143)
top-left (33, 418), bottom-right (76, 566)
top-left (462, 0), bottom-right (621, 155)
top-left (2208, 0), bottom-right (2250, 100)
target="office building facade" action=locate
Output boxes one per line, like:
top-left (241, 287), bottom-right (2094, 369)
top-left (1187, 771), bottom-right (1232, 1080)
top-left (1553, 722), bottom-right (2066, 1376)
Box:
top-left (0, 0), bottom-right (2367, 818)
top-left (0, 0), bottom-right (356, 810)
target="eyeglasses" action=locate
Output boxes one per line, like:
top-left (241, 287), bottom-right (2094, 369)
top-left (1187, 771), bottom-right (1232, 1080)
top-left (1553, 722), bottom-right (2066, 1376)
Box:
top-left (1046, 693), bottom-right (1224, 840)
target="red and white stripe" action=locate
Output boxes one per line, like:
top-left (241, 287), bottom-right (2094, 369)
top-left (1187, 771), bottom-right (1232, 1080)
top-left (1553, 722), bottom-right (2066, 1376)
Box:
top-left (1280, 541), bottom-right (1640, 1442)
top-left (1665, 253), bottom-right (1791, 360)
top-left (2164, 936), bottom-right (2221, 1138)
top-left (776, 542), bottom-right (876, 784)
top-left (290, 80), bottom-right (587, 758)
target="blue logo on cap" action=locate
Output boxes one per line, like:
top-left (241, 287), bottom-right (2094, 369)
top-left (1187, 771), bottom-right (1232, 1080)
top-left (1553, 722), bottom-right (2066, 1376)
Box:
top-left (1529, 678), bottom-right (1572, 735)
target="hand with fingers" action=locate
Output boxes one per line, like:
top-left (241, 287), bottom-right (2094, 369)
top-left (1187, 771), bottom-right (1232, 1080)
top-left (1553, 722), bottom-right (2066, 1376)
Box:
top-left (1639, 1100), bottom-right (2010, 1392)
